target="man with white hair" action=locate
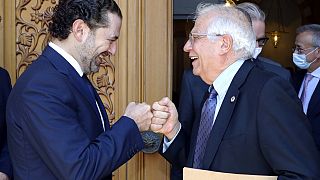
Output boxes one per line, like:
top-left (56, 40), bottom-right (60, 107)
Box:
top-left (151, 4), bottom-right (320, 178)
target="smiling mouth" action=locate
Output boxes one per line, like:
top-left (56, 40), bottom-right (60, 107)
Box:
top-left (190, 56), bottom-right (198, 61)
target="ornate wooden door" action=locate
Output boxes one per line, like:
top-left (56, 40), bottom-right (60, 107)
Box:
top-left (1, 0), bottom-right (172, 179)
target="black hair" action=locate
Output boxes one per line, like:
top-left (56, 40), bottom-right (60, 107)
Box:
top-left (49, 0), bottom-right (122, 40)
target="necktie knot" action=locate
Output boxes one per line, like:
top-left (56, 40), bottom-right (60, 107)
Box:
top-left (208, 85), bottom-right (218, 100)
top-left (82, 74), bottom-right (89, 82)
top-left (305, 73), bottom-right (314, 83)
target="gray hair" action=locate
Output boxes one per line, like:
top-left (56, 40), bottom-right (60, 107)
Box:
top-left (296, 24), bottom-right (320, 47)
top-left (237, 2), bottom-right (265, 22)
top-left (195, 3), bottom-right (256, 59)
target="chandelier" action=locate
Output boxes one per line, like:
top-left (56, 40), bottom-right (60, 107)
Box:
top-left (225, 0), bottom-right (239, 6)
top-left (265, 0), bottom-right (288, 48)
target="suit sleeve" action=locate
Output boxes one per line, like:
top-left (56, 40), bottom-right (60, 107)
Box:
top-left (160, 70), bottom-right (194, 167)
top-left (257, 76), bottom-right (320, 179)
top-left (13, 73), bottom-right (143, 180)
top-left (178, 70), bottom-right (196, 138)
top-left (0, 68), bottom-right (12, 178)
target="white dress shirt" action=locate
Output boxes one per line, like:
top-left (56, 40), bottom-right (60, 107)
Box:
top-left (163, 59), bottom-right (245, 152)
top-left (298, 67), bottom-right (320, 114)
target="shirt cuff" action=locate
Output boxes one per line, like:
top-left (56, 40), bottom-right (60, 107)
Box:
top-left (162, 122), bottom-right (181, 153)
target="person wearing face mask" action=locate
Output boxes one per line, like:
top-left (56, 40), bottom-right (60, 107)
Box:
top-left (292, 24), bottom-right (320, 151)
top-left (237, 2), bottom-right (292, 82)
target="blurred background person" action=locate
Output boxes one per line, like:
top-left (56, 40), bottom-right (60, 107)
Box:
top-left (0, 67), bottom-right (12, 180)
top-left (237, 2), bottom-right (292, 82)
top-left (292, 24), bottom-right (320, 150)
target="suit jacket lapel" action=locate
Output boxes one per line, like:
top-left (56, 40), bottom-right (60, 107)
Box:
top-left (293, 70), bottom-right (306, 92)
top-left (92, 86), bottom-right (110, 130)
top-left (307, 82), bottom-right (320, 117)
top-left (202, 60), bottom-right (254, 169)
top-left (42, 46), bottom-right (107, 130)
top-left (292, 70), bottom-right (320, 118)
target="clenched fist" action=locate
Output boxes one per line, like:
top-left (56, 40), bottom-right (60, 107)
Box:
top-left (124, 102), bottom-right (153, 132)
top-left (151, 97), bottom-right (180, 140)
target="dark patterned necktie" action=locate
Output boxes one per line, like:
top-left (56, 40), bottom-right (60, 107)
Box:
top-left (82, 75), bottom-right (106, 131)
top-left (82, 75), bottom-right (96, 101)
top-left (193, 85), bottom-right (218, 169)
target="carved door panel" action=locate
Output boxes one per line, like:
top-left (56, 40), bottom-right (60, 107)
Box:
top-left (4, 0), bottom-right (172, 180)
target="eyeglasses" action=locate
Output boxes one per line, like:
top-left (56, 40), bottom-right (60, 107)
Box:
top-left (188, 32), bottom-right (222, 46)
top-left (292, 46), bottom-right (317, 54)
top-left (256, 37), bottom-right (269, 47)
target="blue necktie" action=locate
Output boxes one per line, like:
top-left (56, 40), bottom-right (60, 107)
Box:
top-left (82, 75), bottom-right (107, 131)
top-left (82, 75), bottom-right (96, 101)
top-left (193, 85), bottom-right (218, 169)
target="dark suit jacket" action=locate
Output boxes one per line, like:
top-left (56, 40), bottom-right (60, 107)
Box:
top-left (6, 46), bottom-right (144, 180)
top-left (162, 60), bottom-right (320, 179)
top-left (258, 56), bottom-right (281, 67)
top-left (0, 68), bottom-right (12, 178)
top-left (255, 56), bottom-right (292, 83)
top-left (171, 60), bottom-right (293, 180)
top-left (292, 69), bottom-right (320, 151)
top-left (170, 69), bottom-right (209, 180)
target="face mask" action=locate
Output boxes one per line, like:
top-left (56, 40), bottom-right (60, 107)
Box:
top-left (253, 47), bottom-right (262, 59)
top-left (292, 47), bottom-right (318, 69)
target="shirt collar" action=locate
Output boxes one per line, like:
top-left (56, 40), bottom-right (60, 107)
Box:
top-left (310, 66), bottom-right (320, 79)
top-left (48, 42), bottom-right (84, 77)
top-left (212, 59), bottom-right (245, 97)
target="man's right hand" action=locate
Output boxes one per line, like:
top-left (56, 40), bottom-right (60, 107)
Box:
top-left (124, 102), bottom-right (153, 132)
top-left (150, 97), bottom-right (180, 141)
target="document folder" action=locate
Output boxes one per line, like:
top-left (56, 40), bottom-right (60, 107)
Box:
top-left (183, 167), bottom-right (277, 180)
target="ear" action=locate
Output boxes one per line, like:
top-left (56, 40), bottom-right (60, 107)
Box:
top-left (219, 34), bottom-right (232, 55)
top-left (71, 19), bottom-right (90, 43)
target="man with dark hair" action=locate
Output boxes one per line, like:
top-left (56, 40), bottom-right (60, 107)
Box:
top-left (6, 0), bottom-right (152, 179)
top-left (292, 24), bottom-right (320, 150)
top-left (0, 68), bottom-right (12, 180)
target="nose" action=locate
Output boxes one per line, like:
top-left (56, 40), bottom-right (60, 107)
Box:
top-left (108, 41), bottom-right (117, 56)
top-left (183, 39), bottom-right (192, 52)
